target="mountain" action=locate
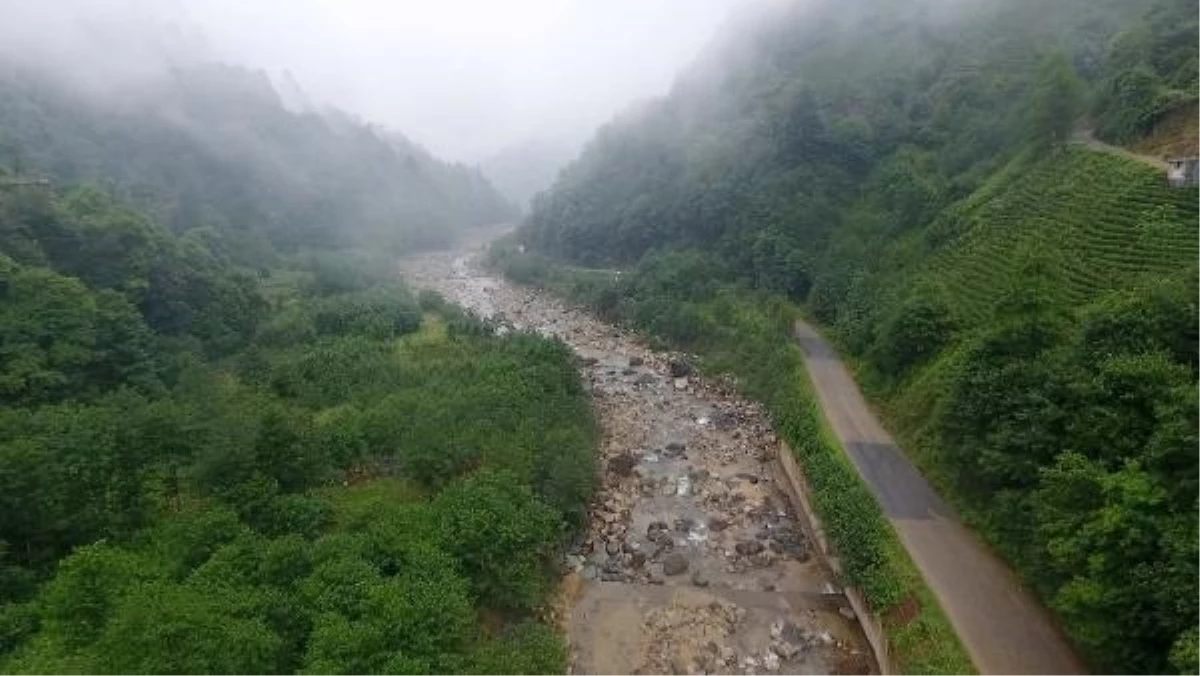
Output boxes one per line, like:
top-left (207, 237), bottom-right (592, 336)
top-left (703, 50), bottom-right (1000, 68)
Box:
top-left (480, 136), bottom-right (582, 211)
top-left (0, 36), bottom-right (583, 676)
top-left (517, 0), bottom-right (1199, 673)
top-left (0, 59), bottom-right (517, 262)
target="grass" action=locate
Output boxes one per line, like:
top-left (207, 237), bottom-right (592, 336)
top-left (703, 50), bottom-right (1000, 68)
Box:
top-left (317, 476), bottom-right (426, 528)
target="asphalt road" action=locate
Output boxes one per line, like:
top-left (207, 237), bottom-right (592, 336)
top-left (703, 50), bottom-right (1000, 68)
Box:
top-left (793, 318), bottom-right (1086, 675)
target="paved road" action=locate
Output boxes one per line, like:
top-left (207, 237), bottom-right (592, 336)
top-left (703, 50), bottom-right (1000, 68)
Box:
top-left (793, 319), bottom-right (1086, 675)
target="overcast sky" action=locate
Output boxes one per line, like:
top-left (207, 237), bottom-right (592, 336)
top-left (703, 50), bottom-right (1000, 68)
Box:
top-left (94, 0), bottom-right (735, 161)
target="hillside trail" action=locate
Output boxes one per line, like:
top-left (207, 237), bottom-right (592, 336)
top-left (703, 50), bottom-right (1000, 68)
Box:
top-left (401, 238), bottom-right (876, 675)
top-left (1071, 128), bottom-right (1169, 170)
top-left (792, 318), bottom-right (1086, 675)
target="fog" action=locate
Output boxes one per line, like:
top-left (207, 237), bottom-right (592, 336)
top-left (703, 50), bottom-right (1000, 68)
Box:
top-left (0, 0), bottom-right (740, 163)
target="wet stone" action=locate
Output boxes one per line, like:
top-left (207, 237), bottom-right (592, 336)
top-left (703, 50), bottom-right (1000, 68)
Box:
top-left (662, 552), bottom-right (690, 576)
top-left (736, 540), bottom-right (765, 556)
top-left (608, 453), bottom-right (638, 477)
top-left (668, 358), bottom-right (693, 378)
top-left (780, 621), bottom-right (805, 645)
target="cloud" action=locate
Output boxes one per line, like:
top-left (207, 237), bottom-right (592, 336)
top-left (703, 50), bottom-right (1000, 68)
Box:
top-left (167, 0), bottom-right (742, 160)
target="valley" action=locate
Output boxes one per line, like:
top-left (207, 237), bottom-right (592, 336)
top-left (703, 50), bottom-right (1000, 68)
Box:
top-left (402, 242), bottom-right (875, 675)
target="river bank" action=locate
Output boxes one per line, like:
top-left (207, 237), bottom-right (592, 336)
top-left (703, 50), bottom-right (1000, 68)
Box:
top-left (401, 244), bottom-right (873, 675)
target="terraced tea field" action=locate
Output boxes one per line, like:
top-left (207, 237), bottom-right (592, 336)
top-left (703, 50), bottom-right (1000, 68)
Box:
top-left (927, 149), bottom-right (1197, 323)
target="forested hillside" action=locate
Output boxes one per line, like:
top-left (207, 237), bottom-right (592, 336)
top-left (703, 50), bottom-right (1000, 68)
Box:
top-left (0, 51), bottom-right (589, 674)
top-left (516, 0), bottom-right (1199, 672)
top-left (0, 61), bottom-right (517, 261)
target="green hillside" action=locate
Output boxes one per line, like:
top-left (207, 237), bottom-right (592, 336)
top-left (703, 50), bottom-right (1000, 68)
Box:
top-left (511, 0), bottom-right (1199, 672)
top-left (0, 54), bottom-right (583, 674)
top-left (0, 62), bottom-right (517, 262)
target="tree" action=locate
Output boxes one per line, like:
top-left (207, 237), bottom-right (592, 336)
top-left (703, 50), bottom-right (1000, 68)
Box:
top-left (1025, 51), bottom-right (1083, 150)
top-left (871, 286), bottom-right (957, 378)
top-left (432, 470), bottom-right (560, 611)
top-left (36, 543), bottom-right (156, 647)
top-left (88, 582), bottom-right (284, 674)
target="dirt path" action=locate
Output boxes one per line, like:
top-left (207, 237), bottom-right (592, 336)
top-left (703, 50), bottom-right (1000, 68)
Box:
top-left (793, 319), bottom-right (1086, 675)
top-left (400, 243), bottom-right (875, 675)
top-left (1071, 128), bottom-right (1169, 171)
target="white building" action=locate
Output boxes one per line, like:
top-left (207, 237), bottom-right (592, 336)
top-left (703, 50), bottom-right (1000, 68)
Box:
top-left (1166, 157), bottom-right (1198, 188)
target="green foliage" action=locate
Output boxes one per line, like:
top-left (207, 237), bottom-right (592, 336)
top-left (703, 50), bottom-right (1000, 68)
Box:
top-left (0, 295), bottom-right (593, 673)
top-left (1092, 0), bottom-right (1199, 142)
top-left (433, 470), bottom-right (561, 611)
top-left (518, 0), bottom-right (1197, 672)
top-left (468, 622), bottom-right (567, 675)
top-left (0, 31), bottom-right (573, 675)
top-left (1169, 627), bottom-right (1199, 674)
top-left (870, 287), bottom-right (958, 379)
top-left (37, 543), bottom-right (159, 647)
top-left (928, 277), bottom-right (1198, 673)
top-left (0, 203), bottom-right (591, 674)
top-left (1025, 51), bottom-right (1084, 150)
top-left (87, 582), bottom-right (285, 674)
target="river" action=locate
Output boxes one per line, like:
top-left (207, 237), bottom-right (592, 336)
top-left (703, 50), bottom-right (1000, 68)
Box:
top-left (400, 238), bottom-right (873, 675)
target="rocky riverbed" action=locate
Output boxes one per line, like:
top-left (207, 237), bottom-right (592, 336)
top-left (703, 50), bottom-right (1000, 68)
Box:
top-left (400, 242), bottom-right (874, 675)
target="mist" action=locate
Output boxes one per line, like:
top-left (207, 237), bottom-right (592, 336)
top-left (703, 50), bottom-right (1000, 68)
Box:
top-left (0, 0), bottom-right (741, 164)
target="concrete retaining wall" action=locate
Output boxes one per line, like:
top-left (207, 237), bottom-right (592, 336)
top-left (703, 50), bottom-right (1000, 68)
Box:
top-left (773, 440), bottom-right (894, 675)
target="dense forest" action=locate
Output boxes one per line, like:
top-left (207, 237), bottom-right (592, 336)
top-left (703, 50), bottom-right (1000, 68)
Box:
top-left (514, 0), bottom-right (1199, 673)
top-left (0, 54), bottom-right (591, 673)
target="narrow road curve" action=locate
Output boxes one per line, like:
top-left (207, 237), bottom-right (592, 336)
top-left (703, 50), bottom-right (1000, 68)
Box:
top-left (793, 319), bottom-right (1086, 675)
top-left (1071, 128), bottom-right (1169, 171)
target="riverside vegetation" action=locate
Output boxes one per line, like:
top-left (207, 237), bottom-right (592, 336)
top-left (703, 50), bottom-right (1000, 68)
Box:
top-left (0, 59), bottom-right (596, 673)
top-left (502, 0), bottom-right (1199, 673)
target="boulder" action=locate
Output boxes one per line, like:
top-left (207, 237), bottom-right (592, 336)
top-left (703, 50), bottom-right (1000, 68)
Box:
top-left (662, 552), bottom-right (690, 576)
top-left (608, 453), bottom-right (637, 477)
top-left (668, 358), bottom-right (693, 378)
top-left (735, 540), bottom-right (765, 556)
